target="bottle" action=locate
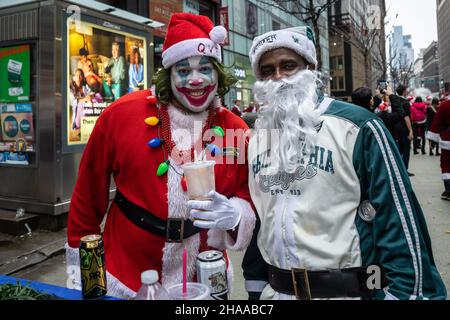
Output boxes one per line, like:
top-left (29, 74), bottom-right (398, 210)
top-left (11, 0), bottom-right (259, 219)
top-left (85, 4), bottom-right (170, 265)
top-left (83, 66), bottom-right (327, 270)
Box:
top-left (135, 270), bottom-right (170, 300)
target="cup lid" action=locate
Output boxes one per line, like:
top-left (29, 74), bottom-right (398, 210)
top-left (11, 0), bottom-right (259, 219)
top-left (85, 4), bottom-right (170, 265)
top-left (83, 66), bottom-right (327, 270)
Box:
top-left (182, 160), bottom-right (216, 170)
top-left (167, 283), bottom-right (210, 300)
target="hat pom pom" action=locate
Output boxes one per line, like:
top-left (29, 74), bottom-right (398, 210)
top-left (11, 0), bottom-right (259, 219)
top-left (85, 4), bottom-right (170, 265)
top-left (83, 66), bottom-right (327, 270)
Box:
top-left (210, 26), bottom-right (227, 44)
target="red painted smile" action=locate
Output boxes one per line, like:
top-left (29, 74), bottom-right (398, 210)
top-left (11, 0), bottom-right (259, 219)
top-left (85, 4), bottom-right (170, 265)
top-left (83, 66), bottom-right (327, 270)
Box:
top-left (176, 84), bottom-right (217, 107)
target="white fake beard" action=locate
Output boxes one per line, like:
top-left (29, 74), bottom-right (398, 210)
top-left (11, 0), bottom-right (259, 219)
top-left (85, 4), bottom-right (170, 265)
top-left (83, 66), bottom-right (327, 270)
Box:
top-left (253, 70), bottom-right (325, 174)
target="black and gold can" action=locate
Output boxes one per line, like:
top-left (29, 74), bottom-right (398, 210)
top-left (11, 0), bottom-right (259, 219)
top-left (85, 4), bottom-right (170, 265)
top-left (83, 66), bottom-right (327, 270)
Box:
top-left (79, 234), bottom-right (107, 299)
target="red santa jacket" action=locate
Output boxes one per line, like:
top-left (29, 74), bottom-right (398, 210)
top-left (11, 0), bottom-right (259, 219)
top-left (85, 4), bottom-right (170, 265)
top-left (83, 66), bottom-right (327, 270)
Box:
top-left (66, 90), bottom-right (255, 297)
top-left (428, 100), bottom-right (450, 149)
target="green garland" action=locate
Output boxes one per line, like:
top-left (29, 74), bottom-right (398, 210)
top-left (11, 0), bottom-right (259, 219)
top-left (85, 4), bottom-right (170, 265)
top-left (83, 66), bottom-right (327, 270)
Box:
top-left (0, 281), bottom-right (57, 300)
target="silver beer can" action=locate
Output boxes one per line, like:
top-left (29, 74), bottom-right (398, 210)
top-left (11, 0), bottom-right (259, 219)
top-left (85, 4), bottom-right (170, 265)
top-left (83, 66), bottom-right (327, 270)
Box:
top-left (196, 250), bottom-right (228, 300)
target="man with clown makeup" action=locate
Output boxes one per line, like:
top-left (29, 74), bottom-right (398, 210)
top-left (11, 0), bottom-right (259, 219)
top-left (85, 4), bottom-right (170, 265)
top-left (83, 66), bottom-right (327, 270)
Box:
top-left (65, 13), bottom-right (256, 299)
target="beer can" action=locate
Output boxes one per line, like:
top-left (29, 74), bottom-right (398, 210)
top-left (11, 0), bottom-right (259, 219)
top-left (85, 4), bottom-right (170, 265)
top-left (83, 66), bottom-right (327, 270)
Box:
top-left (196, 250), bottom-right (228, 300)
top-left (79, 234), bottom-right (107, 299)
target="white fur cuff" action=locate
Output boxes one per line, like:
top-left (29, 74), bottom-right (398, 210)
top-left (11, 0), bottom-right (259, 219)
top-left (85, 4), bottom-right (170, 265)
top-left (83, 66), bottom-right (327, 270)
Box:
top-left (225, 198), bottom-right (256, 251)
top-left (426, 131), bottom-right (440, 143)
top-left (440, 140), bottom-right (450, 151)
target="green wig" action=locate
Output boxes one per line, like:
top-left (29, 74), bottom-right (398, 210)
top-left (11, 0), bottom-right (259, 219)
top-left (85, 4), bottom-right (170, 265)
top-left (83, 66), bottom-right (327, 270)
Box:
top-left (153, 59), bottom-right (238, 105)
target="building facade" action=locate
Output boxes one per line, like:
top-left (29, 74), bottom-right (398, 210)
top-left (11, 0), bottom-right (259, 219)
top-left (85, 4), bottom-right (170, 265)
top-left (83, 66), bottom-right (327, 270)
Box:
top-left (421, 41), bottom-right (441, 93)
top-left (328, 0), bottom-right (387, 101)
top-left (437, 0), bottom-right (450, 93)
top-left (410, 50), bottom-right (424, 90)
top-left (391, 26), bottom-right (415, 70)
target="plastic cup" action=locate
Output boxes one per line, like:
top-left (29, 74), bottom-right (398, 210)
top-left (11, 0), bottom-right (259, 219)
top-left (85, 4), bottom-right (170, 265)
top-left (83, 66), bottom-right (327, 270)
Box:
top-left (166, 283), bottom-right (211, 300)
top-left (182, 161), bottom-right (216, 200)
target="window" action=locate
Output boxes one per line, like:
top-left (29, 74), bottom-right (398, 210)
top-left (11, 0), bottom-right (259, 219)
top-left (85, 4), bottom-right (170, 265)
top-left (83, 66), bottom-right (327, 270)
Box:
top-left (199, 1), bottom-right (216, 24)
top-left (338, 76), bottom-right (344, 89)
top-left (330, 56), bottom-right (344, 71)
top-left (330, 56), bottom-right (336, 70)
top-left (272, 20), bottom-right (281, 31)
top-left (337, 56), bottom-right (344, 70)
top-left (330, 76), bottom-right (345, 91)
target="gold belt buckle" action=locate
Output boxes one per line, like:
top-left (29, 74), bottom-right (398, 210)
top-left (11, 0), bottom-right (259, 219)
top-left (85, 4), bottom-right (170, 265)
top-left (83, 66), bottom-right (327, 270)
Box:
top-left (166, 218), bottom-right (185, 243)
top-left (291, 268), bottom-right (312, 300)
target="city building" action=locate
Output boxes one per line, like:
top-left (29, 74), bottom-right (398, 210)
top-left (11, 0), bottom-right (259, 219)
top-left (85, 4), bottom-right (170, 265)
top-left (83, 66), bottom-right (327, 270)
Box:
top-left (421, 41), bottom-right (441, 93)
top-left (390, 25), bottom-right (415, 70)
top-left (410, 50), bottom-right (424, 90)
top-left (328, 0), bottom-right (387, 101)
top-left (437, 0), bottom-right (450, 93)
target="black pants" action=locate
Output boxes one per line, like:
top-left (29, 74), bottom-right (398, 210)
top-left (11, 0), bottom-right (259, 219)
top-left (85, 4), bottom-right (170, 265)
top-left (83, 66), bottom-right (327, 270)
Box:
top-left (428, 139), bottom-right (440, 154)
top-left (397, 134), bottom-right (411, 170)
top-left (413, 123), bottom-right (427, 154)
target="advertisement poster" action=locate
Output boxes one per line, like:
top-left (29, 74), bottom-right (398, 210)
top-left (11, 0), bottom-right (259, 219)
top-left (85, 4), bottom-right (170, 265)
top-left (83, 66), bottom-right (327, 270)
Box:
top-left (0, 45), bottom-right (30, 103)
top-left (0, 104), bottom-right (35, 142)
top-left (67, 20), bottom-right (147, 146)
top-left (0, 103), bottom-right (34, 166)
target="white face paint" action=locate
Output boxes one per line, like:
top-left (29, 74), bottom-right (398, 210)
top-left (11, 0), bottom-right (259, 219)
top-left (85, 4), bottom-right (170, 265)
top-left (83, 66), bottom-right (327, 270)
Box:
top-left (170, 56), bottom-right (218, 113)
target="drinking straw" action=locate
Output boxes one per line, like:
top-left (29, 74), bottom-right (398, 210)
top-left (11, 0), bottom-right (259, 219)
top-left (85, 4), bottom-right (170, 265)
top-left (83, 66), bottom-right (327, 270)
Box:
top-left (182, 247), bottom-right (187, 297)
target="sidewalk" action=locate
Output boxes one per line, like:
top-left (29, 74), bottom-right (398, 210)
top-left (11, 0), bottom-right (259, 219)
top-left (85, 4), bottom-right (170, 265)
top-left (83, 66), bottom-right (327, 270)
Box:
top-left (408, 152), bottom-right (450, 293)
top-left (0, 153), bottom-right (448, 299)
top-left (0, 229), bottom-right (67, 276)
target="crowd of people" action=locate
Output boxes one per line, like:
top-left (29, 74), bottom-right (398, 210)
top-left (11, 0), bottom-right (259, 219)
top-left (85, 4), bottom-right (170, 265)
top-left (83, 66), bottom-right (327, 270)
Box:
top-left (351, 85), bottom-right (450, 200)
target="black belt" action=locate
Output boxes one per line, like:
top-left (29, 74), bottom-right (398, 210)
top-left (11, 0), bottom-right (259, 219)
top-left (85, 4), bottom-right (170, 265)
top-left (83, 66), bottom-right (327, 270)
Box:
top-left (114, 189), bottom-right (201, 243)
top-left (268, 265), bottom-right (387, 300)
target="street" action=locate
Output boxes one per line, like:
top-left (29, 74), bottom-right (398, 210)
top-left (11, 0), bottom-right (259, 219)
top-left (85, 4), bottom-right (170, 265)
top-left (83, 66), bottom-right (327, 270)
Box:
top-left (1, 152), bottom-right (449, 300)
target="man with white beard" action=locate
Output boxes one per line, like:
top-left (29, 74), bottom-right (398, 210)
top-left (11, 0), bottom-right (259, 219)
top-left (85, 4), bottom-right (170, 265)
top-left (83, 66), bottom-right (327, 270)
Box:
top-left (242, 27), bottom-right (446, 300)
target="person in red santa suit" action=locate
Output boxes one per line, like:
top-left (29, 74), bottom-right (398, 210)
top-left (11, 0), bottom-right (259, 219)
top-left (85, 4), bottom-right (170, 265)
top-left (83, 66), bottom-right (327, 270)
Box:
top-left (65, 13), bottom-right (256, 299)
top-left (426, 99), bottom-right (450, 200)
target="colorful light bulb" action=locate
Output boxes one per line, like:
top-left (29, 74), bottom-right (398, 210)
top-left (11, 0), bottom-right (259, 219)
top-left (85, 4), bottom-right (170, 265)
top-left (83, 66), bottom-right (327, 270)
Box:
top-left (148, 138), bottom-right (163, 148)
top-left (157, 161), bottom-right (170, 177)
top-left (145, 117), bottom-right (159, 126)
top-left (212, 126), bottom-right (225, 137)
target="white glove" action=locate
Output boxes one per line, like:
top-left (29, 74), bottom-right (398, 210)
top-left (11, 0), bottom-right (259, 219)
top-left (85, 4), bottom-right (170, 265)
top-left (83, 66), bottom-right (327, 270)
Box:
top-left (187, 191), bottom-right (241, 231)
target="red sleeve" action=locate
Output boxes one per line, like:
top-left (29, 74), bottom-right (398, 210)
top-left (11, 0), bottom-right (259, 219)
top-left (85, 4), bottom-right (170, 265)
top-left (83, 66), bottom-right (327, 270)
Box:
top-left (430, 103), bottom-right (450, 134)
top-left (232, 106), bottom-right (242, 117)
top-left (67, 118), bottom-right (113, 247)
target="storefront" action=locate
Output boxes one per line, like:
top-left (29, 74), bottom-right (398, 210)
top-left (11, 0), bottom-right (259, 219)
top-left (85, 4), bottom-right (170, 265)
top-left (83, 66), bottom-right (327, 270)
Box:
top-left (0, 0), bottom-right (160, 227)
top-left (223, 52), bottom-right (256, 108)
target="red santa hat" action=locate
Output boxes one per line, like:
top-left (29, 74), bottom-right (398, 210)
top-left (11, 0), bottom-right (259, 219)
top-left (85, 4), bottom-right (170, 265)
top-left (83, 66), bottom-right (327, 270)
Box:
top-left (162, 13), bottom-right (227, 69)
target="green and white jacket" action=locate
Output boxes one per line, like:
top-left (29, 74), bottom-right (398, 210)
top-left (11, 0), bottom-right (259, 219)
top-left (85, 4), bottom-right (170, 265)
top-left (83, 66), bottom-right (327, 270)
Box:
top-left (245, 98), bottom-right (446, 300)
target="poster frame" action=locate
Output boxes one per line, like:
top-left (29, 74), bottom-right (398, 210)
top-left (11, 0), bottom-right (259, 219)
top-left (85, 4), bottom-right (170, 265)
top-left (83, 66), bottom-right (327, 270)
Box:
top-left (61, 12), bottom-right (151, 154)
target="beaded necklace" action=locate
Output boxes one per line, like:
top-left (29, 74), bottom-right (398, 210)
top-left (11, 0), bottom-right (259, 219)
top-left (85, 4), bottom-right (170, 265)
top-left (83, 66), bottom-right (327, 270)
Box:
top-left (159, 103), bottom-right (216, 165)
top-left (145, 95), bottom-right (225, 190)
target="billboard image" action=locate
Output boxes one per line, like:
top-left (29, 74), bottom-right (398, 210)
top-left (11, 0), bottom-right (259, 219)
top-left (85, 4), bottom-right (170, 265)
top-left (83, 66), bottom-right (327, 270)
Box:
top-left (0, 103), bottom-right (34, 166)
top-left (0, 45), bottom-right (30, 103)
top-left (66, 20), bottom-right (147, 146)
